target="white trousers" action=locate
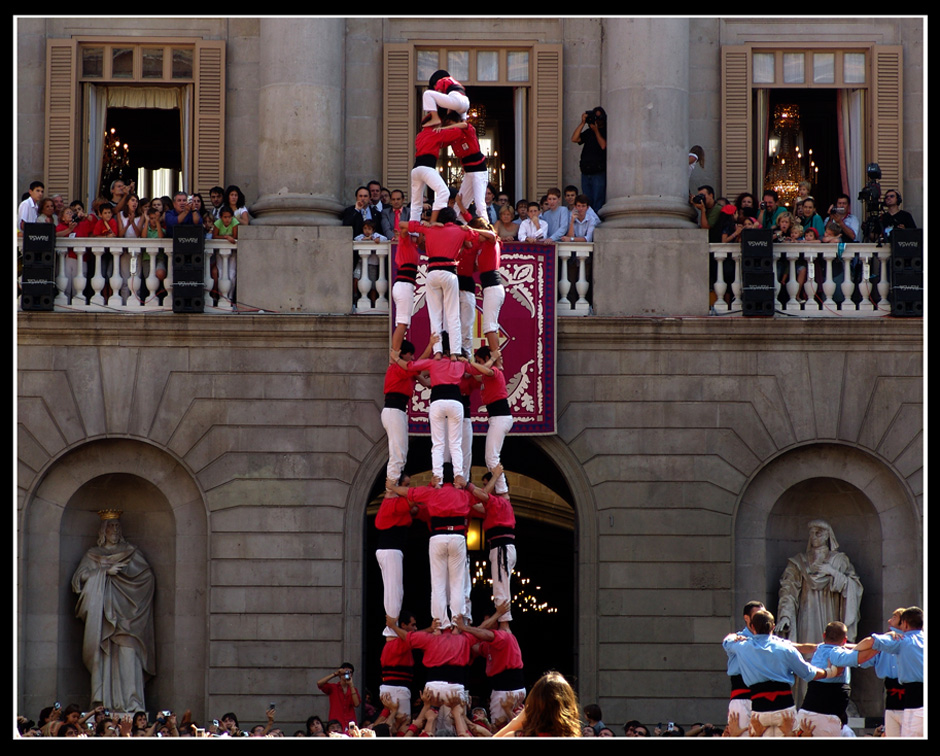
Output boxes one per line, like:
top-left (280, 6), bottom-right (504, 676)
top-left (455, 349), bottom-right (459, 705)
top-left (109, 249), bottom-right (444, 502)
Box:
top-left (485, 414), bottom-right (514, 493)
top-left (392, 280), bottom-right (415, 327)
top-left (442, 415), bottom-right (473, 482)
top-left (459, 289), bottom-right (476, 356)
top-left (901, 707), bottom-right (923, 737)
top-left (376, 548), bottom-right (404, 637)
top-left (490, 688), bottom-right (526, 726)
top-left (429, 399), bottom-right (464, 480)
top-left (457, 170), bottom-right (489, 220)
top-left (425, 270), bottom-right (461, 354)
top-left (482, 284), bottom-right (505, 336)
top-left (489, 543), bottom-right (516, 622)
top-left (753, 706), bottom-right (796, 737)
top-left (884, 708), bottom-right (903, 738)
top-left (422, 89), bottom-right (470, 117)
top-left (429, 534), bottom-right (468, 628)
top-left (796, 709), bottom-right (842, 738)
top-left (410, 165), bottom-right (450, 222)
top-left (381, 407), bottom-right (409, 481)
top-left (379, 684), bottom-right (412, 717)
top-left (727, 699), bottom-right (752, 737)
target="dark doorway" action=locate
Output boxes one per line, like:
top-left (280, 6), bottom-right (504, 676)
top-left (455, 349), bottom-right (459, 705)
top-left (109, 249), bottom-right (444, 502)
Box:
top-left (362, 434), bottom-right (577, 717)
top-left (102, 106), bottom-right (181, 197)
top-left (759, 89), bottom-right (840, 211)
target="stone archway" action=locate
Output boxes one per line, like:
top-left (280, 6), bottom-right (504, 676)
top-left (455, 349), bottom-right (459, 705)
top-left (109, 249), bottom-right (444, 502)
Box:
top-left (18, 437), bottom-right (209, 722)
top-left (344, 432), bottom-right (600, 707)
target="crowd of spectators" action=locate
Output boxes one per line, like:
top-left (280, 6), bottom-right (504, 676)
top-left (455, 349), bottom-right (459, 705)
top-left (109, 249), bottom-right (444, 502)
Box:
top-left (17, 179), bottom-right (250, 306)
top-left (343, 181), bottom-right (601, 245)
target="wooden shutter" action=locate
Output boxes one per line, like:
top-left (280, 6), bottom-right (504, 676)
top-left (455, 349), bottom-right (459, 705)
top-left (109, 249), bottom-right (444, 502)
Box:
top-left (383, 44), bottom-right (415, 196)
top-left (721, 46), bottom-right (751, 201)
top-left (531, 44), bottom-right (562, 199)
top-left (871, 45), bottom-right (903, 197)
top-left (193, 39), bottom-right (225, 195)
top-left (44, 39), bottom-right (79, 202)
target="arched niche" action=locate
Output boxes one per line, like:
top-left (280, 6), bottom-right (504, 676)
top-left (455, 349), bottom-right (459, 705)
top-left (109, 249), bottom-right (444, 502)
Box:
top-left (732, 442), bottom-right (921, 718)
top-left (18, 438), bottom-right (209, 722)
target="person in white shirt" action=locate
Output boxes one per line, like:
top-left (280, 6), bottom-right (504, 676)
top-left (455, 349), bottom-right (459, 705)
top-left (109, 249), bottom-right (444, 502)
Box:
top-left (18, 181), bottom-right (44, 231)
top-left (518, 202), bottom-right (548, 243)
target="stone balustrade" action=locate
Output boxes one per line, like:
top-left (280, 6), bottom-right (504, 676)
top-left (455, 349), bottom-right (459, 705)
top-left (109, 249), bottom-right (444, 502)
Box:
top-left (17, 236), bottom-right (237, 312)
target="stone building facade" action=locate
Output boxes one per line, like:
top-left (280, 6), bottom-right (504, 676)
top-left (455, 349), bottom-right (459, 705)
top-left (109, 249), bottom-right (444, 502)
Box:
top-left (17, 17), bottom-right (923, 731)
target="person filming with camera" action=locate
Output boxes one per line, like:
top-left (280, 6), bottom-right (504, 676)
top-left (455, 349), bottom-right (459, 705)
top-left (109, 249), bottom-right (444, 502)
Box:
top-left (571, 107), bottom-right (607, 211)
top-left (822, 194), bottom-right (859, 243)
top-left (317, 662), bottom-right (361, 729)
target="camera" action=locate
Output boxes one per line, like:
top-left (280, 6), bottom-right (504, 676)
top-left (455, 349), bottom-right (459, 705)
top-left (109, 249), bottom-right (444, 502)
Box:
top-left (585, 111), bottom-right (596, 125)
top-left (692, 193), bottom-right (706, 205)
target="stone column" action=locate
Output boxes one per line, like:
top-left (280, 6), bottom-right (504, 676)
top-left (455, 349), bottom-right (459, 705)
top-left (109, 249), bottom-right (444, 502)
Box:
top-left (251, 18), bottom-right (346, 225)
top-left (591, 18), bottom-right (707, 316)
top-left (239, 19), bottom-right (352, 314)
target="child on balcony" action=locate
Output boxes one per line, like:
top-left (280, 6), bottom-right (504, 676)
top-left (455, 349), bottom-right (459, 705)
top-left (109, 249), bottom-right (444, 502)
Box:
top-left (354, 219), bottom-right (389, 243)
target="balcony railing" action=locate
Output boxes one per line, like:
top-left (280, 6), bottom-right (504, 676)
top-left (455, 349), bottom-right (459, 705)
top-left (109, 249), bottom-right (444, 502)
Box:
top-left (710, 243), bottom-right (897, 316)
top-left (17, 237), bottom-right (237, 312)
top-left (352, 239), bottom-right (594, 316)
top-left (19, 237), bottom-right (907, 319)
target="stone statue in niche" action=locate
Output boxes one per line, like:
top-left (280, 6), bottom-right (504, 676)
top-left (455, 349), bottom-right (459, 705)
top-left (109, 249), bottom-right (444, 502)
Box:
top-left (71, 511), bottom-right (155, 712)
top-left (776, 519), bottom-right (863, 643)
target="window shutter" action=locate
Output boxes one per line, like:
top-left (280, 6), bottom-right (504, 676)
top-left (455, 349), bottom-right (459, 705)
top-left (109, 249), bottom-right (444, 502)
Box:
top-left (44, 39), bottom-right (79, 202)
top-left (193, 40), bottom-right (225, 195)
top-left (383, 44), bottom-right (415, 197)
top-left (721, 46), bottom-right (751, 200)
top-left (531, 44), bottom-right (562, 199)
top-left (871, 45), bottom-right (903, 196)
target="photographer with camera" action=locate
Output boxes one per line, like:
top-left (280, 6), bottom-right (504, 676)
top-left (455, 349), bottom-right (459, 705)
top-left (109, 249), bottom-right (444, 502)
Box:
top-left (823, 194), bottom-right (858, 243)
top-left (571, 107), bottom-right (607, 211)
top-left (757, 190), bottom-right (787, 230)
top-left (317, 662), bottom-right (361, 729)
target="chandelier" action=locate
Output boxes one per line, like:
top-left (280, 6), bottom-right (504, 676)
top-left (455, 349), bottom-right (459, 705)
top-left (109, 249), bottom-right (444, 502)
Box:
top-left (763, 104), bottom-right (816, 208)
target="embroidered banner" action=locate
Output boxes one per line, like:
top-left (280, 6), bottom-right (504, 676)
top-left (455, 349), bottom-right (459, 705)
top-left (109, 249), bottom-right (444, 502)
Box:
top-left (391, 241), bottom-right (556, 435)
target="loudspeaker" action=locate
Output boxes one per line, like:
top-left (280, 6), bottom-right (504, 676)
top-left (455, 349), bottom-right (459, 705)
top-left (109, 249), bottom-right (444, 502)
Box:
top-left (889, 228), bottom-right (923, 317)
top-left (172, 224), bottom-right (205, 255)
top-left (740, 228), bottom-right (775, 317)
top-left (20, 223), bottom-right (57, 311)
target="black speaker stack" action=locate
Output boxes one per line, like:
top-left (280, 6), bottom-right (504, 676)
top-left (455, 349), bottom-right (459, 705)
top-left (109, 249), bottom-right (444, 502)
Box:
top-left (20, 222), bottom-right (57, 311)
top-left (171, 225), bottom-right (206, 313)
top-left (740, 228), bottom-right (775, 317)
top-left (888, 228), bottom-right (923, 317)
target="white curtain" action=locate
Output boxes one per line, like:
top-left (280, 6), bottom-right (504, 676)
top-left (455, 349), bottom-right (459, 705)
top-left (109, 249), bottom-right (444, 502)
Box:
top-left (84, 84), bottom-right (108, 208)
top-left (513, 87), bottom-right (526, 203)
top-left (839, 89), bottom-right (864, 199)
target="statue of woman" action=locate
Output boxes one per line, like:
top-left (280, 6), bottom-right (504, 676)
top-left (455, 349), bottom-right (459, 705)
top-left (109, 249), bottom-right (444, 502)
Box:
top-left (71, 514), bottom-right (155, 711)
top-left (776, 519), bottom-right (863, 643)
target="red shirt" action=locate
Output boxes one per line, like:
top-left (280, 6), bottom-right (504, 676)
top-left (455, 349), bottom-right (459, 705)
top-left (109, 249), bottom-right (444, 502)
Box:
top-left (479, 493), bottom-right (515, 531)
top-left (478, 630), bottom-right (524, 676)
top-left (407, 483), bottom-right (474, 519)
top-left (407, 628), bottom-right (473, 667)
top-left (468, 364), bottom-right (508, 405)
top-left (477, 236), bottom-right (501, 274)
top-left (408, 222), bottom-right (478, 263)
top-left (317, 681), bottom-right (358, 726)
top-left (384, 362), bottom-right (421, 398)
top-left (408, 358), bottom-right (465, 387)
top-left (395, 230), bottom-right (420, 267)
top-left (414, 126), bottom-right (464, 159)
top-left (456, 242), bottom-right (477, 277)
top-left (92, 217), bottom-right (118, 237)
top-left (376, 496), bottom-right (412, 530)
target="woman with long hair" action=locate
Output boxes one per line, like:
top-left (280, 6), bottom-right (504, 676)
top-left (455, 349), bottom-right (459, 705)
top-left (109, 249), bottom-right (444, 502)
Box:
top-left (224, 185), bottom-right (251, 225)
top-left (495, 671), bottom-right (581, 737)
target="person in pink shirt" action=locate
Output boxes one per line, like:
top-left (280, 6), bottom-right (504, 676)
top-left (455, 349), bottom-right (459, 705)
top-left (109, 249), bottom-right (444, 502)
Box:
top-left (466, 346), bottom-right (513, 495)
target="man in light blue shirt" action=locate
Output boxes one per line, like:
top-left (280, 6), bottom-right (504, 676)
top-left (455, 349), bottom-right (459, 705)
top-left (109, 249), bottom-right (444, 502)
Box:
top-left (723, 609), bottom-right (837, 737)
top-left (796, 621), bottom-right (877, 737)
top-left (540, 188), bottom-right (571, 242)
top-left (859, 607), bottom-right (904, 736)
top-left (722, 600), bottom-right (763, 737)
top-left (560, 195), bottom-right (599, 243)
top-left (855, 606), bottom-right (924, 737)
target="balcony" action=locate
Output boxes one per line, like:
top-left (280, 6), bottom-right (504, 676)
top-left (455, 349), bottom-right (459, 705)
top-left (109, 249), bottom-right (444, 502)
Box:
top-left (18, 236), bottom-right (910, 318)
